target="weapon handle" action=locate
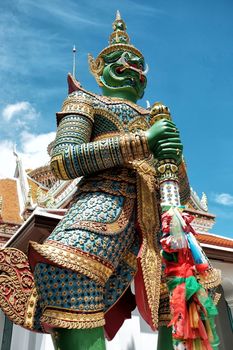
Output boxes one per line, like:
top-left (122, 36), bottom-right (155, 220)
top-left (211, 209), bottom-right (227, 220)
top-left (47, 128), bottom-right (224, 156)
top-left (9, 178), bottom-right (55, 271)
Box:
top-left (157, 159), bottom-right (180, 207)
top-left (150, 108), bottom-right (181, 207)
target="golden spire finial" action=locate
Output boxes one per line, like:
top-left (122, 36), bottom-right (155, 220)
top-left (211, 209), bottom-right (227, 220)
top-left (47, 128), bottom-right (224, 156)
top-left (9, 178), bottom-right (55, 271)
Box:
top-left (110, 11), bottom-right (128, 45)
top-left (116, 10), bottom-right (121, 20)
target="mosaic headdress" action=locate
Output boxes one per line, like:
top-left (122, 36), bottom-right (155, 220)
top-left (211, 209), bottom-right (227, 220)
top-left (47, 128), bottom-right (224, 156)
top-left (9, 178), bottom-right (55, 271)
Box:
top-left (88, 11), bottom-right (144, 85)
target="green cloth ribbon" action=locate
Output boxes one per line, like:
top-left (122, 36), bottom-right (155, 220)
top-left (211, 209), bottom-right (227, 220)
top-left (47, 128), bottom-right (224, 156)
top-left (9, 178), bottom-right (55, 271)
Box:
top-left (167, 276), bottom-right (217, 318)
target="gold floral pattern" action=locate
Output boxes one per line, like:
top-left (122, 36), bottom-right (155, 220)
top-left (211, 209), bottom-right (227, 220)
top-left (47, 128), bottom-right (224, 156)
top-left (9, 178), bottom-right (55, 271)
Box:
top-left (0, 248), bottom-right (38, 330)
top-left (136, 174), bottom-right (162, 330)
top-left (123, 251), bottom-right (137, 271)
top-left (57, 97), bottom-right (95, 123)
top-left (198, 268), bottom-right (222, 290)
top-left (70, 197), bottom-right (135, 235)
top-left (41, 308), bottom-right (105, 330)
top-left (29, 241), bottom-right (114, 286)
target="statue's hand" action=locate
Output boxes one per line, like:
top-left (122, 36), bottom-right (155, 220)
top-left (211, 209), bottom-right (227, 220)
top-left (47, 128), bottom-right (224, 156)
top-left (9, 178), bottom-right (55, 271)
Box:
top-left (146, 119), bottom-right (183, 164)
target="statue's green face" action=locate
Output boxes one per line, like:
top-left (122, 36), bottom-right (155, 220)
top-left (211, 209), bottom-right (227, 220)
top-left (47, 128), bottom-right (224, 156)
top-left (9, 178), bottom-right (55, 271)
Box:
top-left (100, 50), bottom-right (147, 102)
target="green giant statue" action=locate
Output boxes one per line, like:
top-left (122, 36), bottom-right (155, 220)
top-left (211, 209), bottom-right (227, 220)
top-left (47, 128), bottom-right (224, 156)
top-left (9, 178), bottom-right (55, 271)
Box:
top-left (0, 12), bottom-right (220, 350)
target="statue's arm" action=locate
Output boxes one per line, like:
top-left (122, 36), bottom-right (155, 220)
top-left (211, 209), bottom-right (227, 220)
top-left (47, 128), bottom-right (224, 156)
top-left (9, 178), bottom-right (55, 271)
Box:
top-left (146, 118), bottom-right (183, 165)
top-left (145, 101), bottom-right (189, 203)
top-left (50, 96), bottom-right (150, 180)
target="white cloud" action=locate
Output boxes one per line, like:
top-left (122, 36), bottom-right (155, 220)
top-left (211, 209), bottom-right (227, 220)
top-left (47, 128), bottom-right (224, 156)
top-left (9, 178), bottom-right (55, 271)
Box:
top-left (0, 131), bottom-right (56, 179)
top-left (0, 140), bottom-right (16, 178)
top-left (214, 193), bottom-right (233, 206)
top-left (0, 100), bottom-right (55, 178)
top-left (2, 101), bottom-right (38, 122)
top-left (20, 131), bottom-right (56, 160)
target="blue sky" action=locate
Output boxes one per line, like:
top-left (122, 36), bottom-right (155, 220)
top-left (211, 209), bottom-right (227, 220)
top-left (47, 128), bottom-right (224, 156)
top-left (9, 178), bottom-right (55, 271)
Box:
top-left (0, 0), bottom-right (233, 238)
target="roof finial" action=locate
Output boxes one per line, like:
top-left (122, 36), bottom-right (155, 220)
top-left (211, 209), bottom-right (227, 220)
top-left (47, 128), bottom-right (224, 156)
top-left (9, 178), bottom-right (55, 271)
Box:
top-left (116, 10), bottom-right (121, 20)
top-left (72, 45), bottom-right (76, 78)
top-left (13, 144), bottom-right (19, 159)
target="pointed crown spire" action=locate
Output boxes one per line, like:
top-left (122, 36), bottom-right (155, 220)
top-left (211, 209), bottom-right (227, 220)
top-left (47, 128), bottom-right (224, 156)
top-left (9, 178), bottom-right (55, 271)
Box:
top-left (109, 10), bottom-right (128, 45)
top-left (116, 10), bottom-right (121, 20)
top-left (96, 11), bottom-right (143, 59)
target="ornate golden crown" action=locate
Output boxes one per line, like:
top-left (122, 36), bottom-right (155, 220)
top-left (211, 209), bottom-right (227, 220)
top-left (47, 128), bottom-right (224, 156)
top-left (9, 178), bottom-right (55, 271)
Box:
top-left (98, 10), bottom-right (143, 58)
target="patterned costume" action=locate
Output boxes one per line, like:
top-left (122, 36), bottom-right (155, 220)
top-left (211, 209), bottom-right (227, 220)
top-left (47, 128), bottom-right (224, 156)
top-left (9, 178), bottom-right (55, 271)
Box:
top-left (27, 83), bottom-right (189, 335)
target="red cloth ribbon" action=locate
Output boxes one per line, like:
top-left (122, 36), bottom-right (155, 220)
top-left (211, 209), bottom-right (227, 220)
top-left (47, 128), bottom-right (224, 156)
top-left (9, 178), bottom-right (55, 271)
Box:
top-left (161, 209), bottom-right (197, 236)
top-left (165, 261), bottom-right (195, 278)
top-left (181, 212), bottom-right (197, 236)
top-left (161, 211), bottom-right (172, 234)
top-left (168, 282), bottom-right (187, 336)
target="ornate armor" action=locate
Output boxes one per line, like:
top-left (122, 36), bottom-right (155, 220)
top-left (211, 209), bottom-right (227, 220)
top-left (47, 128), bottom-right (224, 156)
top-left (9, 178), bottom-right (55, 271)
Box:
top-left (27, 85), bottom-right (189, 333)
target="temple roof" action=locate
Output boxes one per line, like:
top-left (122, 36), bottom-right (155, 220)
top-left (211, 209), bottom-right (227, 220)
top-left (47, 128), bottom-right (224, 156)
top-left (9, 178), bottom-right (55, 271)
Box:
top-left (0, 179), bottom-right (23, 224)
top-left (198, 232), bottom-right (233, 249)
top-left (27, 165), bottom-right (51, 180)
top-left (27, 165), bottom-right (57, 189)
top-left (27, 177), bottom-right (48, 203)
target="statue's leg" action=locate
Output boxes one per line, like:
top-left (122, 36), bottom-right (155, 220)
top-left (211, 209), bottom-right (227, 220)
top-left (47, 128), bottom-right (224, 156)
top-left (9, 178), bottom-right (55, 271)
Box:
top-left (52, 327), bottom-right (106, 350)
top-left (31, 189), bottom-right (137, 348)
top-left (157, 326), bottom-right (173, 350)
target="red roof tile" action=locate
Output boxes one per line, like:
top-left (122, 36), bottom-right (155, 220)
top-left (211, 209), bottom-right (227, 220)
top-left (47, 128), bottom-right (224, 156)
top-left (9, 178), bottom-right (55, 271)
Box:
top-left (0, 179), bottom-right (23, 224)
top-left (198, 233), bottom-right (233, 248)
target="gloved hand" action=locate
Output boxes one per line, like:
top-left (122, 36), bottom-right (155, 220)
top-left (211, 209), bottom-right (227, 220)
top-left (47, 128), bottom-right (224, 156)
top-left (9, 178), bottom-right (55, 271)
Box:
top-left (146, 119), bottom-right (183, 164)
